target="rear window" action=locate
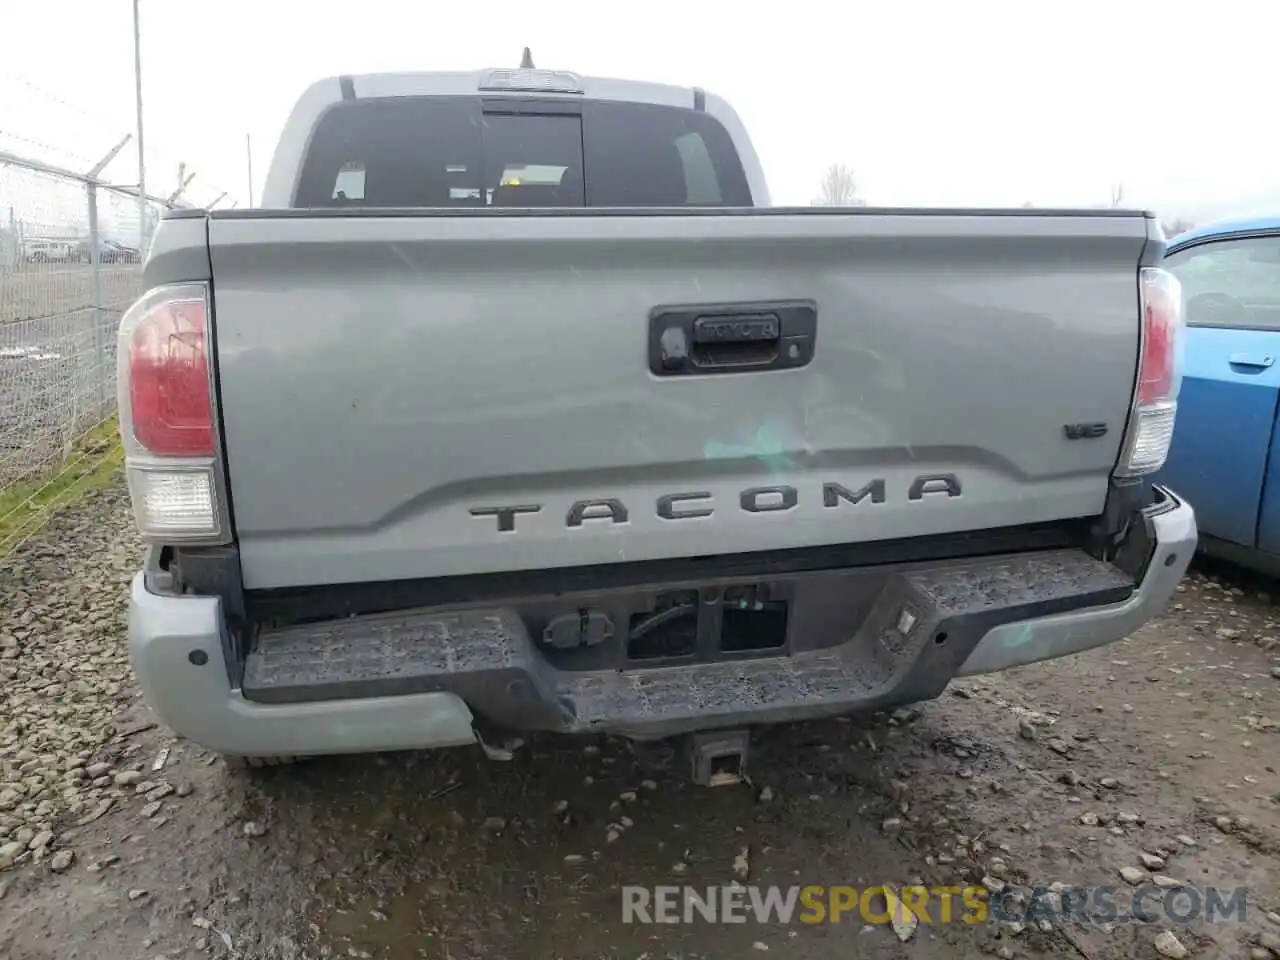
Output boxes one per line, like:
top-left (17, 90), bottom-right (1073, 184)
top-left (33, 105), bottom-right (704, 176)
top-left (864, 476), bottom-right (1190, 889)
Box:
top-left (293, 96), bottom-right (752, 208)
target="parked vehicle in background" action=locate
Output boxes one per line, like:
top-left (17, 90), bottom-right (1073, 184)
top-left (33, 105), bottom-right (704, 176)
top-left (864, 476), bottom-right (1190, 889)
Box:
top-left (116, 57), bottom-right (1195, 771)
top-left (21, 238), bottom-right (76, 263)
top-left (75, 238), bottom-right (142, 264)
top-left (103, 240), bottom-right (141, 263)
top-left (1160, 215), bottom-right (1280, 573)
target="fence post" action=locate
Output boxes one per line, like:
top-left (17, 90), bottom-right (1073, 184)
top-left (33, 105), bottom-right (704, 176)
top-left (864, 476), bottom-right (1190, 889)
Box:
top-left (85, 181), bottom-right (107, 416)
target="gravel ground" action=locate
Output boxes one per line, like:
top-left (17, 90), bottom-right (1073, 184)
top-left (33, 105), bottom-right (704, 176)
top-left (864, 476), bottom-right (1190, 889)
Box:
top-left (1, 479), bottom-right (1279, 960)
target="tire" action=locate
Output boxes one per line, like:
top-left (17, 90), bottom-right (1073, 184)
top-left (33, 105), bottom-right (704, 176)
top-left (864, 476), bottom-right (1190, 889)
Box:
top-left (222, 754), bottom-right (299, 770)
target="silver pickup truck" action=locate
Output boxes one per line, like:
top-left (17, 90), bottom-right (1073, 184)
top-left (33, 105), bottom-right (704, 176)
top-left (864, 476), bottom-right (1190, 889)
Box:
top-left (118, 59), bottom-right (1196, 772)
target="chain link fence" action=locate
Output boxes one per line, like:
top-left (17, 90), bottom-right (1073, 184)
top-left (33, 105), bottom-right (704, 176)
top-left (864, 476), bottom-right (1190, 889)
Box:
top-left (0, 149), bottom-right (176, 551)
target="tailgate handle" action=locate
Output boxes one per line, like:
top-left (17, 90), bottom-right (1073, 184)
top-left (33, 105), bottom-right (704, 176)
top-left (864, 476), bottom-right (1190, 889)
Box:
top-left (691, 314), bottom-right (781, 368)
top-left (1229, 353), bottom-right (1275, 371)
top-left (648, 300), bottom-right (818, 377)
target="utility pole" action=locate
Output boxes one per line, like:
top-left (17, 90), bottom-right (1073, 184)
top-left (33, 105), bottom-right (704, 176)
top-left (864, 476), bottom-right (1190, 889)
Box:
top-left (246, 133), bottom-right (254, 207)
top-left (132, 0), bottom-right (147, 248)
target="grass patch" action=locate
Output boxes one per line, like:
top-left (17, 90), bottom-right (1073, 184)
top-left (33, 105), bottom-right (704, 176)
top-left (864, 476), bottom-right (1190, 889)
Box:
top-left (0, 418), bottom-right (125, 556)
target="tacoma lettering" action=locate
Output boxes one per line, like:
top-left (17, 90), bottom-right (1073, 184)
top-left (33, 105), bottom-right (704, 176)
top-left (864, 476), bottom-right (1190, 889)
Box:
top-left (740, 485), bottom-right (798, 513)
top-left (566, 498), bottom-right (629, 528)
top-left (468, 504), bottom-right (541, 533)
top-left (470, 475), bottom-right (962, 532)
top-left (823, 479), bottom-right (886, 507)
top-left (657, 492), bottom-right (714, 520)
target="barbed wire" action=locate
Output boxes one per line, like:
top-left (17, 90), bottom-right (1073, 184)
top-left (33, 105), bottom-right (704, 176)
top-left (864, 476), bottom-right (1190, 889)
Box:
top-left (0, 71), bottom-right (108, 125)
top-left (0, 73), bottom-right (125, 172)
top-left (0, 70), bottom-right (242, 207)
top-left (0, 129), bottom-right (96, 168)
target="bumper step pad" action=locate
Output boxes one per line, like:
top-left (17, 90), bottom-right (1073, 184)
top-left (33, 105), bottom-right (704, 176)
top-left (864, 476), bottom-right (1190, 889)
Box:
top-left (243, 549), bottom-right (1132, 735)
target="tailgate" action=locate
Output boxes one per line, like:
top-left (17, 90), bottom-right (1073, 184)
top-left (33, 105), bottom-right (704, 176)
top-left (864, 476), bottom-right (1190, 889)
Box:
top-left (208, 210), bottom-right (1152, 590)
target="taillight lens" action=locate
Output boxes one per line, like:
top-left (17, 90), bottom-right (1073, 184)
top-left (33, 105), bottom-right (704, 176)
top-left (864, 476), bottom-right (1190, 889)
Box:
top-left (1136, 268), bottom-right (1181, 405)
top-left (117, 283), bottom-right (228, 543)
top-left (1117, 267), bottom-right (1184, 476)
top-left (125, 465), bottom-right (223, 538)
top-left (128, 295), bottom-right (213, 456)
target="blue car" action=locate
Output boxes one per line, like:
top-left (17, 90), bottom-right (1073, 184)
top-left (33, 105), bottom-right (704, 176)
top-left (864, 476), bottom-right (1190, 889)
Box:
top-left (1160, 215), bottom-right (1280, 573)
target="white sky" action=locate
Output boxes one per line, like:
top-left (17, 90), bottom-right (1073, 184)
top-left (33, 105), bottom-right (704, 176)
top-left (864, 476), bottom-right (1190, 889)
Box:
top-left (2, 0), bottom-right (1277, 221)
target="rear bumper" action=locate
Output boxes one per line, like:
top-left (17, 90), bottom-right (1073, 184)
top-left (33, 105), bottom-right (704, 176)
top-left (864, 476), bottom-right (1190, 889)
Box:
top-left (127, 489), bottom-right (1195, 757)
top-left (125, 583), bottom-right (477, 758)
top-left (955, 487), bottom-right (1195, 674)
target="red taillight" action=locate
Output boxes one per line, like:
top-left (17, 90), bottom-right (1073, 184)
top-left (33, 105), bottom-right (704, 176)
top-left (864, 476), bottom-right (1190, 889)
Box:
top-left (118, 283), bottom-right (227, 543)
top-left (1115, 267), bottom-right (1184, 477)
top-left (128, 297), bottom-right (214, 456)
top-left (1137, 268), bottom-right (1181, 405)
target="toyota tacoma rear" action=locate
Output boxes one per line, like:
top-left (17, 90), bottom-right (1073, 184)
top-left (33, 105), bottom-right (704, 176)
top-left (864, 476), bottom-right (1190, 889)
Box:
top-left (117, 59), bottom-right (1196, 766)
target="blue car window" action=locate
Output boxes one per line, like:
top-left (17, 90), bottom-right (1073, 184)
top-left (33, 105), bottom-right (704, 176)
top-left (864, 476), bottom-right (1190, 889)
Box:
top-left (1166, 235), bottom-right (1280, 329)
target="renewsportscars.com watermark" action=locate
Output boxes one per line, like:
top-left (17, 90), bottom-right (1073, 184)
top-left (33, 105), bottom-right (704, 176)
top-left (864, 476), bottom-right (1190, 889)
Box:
top-left (621, 884), bottom-right (1251, 926)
